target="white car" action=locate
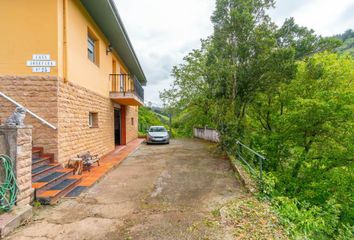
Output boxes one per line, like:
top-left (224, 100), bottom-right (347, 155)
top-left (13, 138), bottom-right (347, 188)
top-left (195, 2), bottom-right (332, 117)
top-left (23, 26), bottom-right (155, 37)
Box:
top-left (146, 126), bottom-right (170, 144)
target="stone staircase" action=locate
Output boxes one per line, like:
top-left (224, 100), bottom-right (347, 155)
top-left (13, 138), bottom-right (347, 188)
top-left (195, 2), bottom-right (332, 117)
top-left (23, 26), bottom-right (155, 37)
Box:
top-left (32, 147), bottom-right (82, 204)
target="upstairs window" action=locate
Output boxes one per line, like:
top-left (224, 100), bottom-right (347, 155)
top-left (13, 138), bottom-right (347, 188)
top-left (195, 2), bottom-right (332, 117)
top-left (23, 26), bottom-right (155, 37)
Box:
top-left (88, 30), bottom-right (99, 65)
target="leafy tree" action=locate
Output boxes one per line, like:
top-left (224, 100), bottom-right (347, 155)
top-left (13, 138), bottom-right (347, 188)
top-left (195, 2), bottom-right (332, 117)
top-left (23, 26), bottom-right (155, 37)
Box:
top-left (276, 18), bottom-right (341, 59)
top-left (161, 1), bottom-right (354, 238)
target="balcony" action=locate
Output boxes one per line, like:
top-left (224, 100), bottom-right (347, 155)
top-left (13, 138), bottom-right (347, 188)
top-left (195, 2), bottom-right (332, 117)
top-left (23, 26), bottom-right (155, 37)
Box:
top-left (109, 74), bottom-right (144, 106)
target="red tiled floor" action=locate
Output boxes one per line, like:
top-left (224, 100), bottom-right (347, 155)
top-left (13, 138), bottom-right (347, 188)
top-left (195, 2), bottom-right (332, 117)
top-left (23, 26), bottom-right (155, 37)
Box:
top-left (76, 138), bottom-right (144, 187)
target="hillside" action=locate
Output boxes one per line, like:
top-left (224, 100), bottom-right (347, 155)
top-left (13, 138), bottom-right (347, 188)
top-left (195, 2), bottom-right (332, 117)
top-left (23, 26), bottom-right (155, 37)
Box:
top-left (335, 29), bottom-right (354, 57)
top-left (337, 37), bottom-right (354, 57)
top-left (138, 106), bottom-right (167, 134)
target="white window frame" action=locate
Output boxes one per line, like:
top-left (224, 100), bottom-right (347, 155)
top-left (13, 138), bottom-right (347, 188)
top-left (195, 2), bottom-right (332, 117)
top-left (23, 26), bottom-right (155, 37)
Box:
top-left (89, 112), bottom-right (94, 127)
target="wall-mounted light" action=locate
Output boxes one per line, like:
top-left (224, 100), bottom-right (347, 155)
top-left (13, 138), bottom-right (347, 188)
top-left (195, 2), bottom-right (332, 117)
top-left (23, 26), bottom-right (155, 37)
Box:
top-left (106, 44), bottom-right (113, 55)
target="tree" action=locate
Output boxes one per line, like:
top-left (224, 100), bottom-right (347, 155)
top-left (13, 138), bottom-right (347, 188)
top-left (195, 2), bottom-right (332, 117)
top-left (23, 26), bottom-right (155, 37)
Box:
top-left (276, 18), bottom-right (341, 59)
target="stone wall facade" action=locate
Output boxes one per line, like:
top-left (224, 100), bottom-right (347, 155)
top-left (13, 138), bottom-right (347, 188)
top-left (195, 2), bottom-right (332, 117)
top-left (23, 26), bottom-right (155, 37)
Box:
top-left (0, 76), bottom-right (59, 159)
top-left (0, 126), bottom-right (33, 206)
top-left (125, 106), bottom-right (138, 143)
top-left (57, 79), bottom-right (115, 164)
top-left (0, 76), bottom-right (139, 165)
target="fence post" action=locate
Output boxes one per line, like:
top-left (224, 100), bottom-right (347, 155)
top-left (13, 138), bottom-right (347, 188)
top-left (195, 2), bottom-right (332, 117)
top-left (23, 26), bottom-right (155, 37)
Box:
top-left (239, 143), bottom-right (243, 158)
top-left (258, 156), bottom-right (263, 180)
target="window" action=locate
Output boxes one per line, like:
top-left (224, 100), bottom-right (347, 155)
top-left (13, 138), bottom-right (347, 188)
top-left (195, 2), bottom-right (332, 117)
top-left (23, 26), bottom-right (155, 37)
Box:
top-left (131, 117), bottom-right (134, 126)
top-left (89, 112), bottom-right (98, 128)
top-left (88, 30), bottom-right (99, 65)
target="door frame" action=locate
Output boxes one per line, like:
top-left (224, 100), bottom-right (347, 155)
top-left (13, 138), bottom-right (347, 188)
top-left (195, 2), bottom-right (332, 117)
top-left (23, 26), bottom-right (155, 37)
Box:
top-left (114, 106), bottom-right (126, 146)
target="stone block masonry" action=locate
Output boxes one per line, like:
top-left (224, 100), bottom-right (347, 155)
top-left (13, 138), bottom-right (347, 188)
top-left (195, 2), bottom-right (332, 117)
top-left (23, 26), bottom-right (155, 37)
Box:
top-left (58, 79), bottom-right (115, 164)
top-left (0, 126), bottom-right (33, 239)
top-left (0, 76), bottom-right (59, 159)
top-left (0, 126), bottom-right (34, 206)
top-left (0, 75), bottom-right (139, 165)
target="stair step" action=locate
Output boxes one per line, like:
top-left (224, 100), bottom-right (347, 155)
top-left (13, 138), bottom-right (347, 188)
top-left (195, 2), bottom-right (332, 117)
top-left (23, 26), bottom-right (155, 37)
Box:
top-left (50, 178), bottom-right (77, 190)
top-left (32, 156), bottom-right (51, 168)
top-left (32, 147), bottom-right (43, 158)
top-left (32, 169), bottom-right (73, 192)
top-left (32, 147), bottom-right (43, 153)
top-left (35, 171), bottom-right (65, 183)
top-left (65, 186), bottom-right (88, 198)
top-left (37, 177), bottom-right (82, 205)
top-left (32, 164), bottom-right (61, 180)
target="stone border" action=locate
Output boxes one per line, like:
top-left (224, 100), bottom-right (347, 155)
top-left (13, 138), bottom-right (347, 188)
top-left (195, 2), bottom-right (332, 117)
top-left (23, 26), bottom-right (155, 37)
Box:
top-left (0, 205), bottom-right (32, 238)
top-left (228, 155), bottom-right (259, 194)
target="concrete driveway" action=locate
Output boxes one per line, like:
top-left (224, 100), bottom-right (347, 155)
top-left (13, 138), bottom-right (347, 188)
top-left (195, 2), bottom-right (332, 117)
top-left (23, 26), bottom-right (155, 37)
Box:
top-left (6, 139), bottom-right (246, 240)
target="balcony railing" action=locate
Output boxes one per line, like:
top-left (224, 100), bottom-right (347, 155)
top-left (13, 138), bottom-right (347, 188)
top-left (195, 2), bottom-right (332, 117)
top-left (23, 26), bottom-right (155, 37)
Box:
top-left (109, 74), bottom-right (144, 104)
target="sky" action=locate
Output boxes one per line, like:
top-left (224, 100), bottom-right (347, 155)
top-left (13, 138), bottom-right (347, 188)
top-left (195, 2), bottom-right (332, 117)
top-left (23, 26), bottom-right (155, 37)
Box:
top-left (115, 0), bottom-right (354, 106)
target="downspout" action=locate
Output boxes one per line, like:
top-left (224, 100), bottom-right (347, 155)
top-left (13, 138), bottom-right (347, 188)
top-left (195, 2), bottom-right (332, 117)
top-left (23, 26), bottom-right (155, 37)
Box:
top-left (63, 0), bottom-right (68, 82)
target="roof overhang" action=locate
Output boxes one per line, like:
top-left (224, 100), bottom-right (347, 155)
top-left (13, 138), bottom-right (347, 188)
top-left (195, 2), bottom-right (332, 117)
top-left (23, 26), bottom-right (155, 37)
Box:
top-left (80, 0), bottom-right (147, 85)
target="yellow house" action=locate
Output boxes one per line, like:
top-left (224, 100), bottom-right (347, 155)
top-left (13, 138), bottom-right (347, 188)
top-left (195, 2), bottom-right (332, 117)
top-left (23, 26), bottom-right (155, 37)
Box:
top-left (0, 0), bottom-right (147, 202)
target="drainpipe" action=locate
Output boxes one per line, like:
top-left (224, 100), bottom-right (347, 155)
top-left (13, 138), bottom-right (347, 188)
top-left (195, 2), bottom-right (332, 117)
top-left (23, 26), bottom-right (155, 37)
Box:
top-left (63, 0), bottom-right (68, 82)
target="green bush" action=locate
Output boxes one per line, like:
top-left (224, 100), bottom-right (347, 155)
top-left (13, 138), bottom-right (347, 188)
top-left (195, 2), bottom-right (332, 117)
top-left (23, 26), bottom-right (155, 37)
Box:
top-left (274, 197), bottom-right (344, 239)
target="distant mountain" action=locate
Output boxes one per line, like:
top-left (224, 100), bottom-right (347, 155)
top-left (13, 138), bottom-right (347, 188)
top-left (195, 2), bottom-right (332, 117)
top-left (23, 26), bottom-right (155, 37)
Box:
top-left (334, 29), bottom-right (354, 57)
top-left (334, 29), bottom-right (354, 41)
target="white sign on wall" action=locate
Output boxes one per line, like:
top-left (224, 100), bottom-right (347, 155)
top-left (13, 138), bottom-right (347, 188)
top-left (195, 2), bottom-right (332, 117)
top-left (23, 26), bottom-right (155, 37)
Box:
top-left (32, 67), bottom-right (51, 73)
top-left (26, 61), bottom-right (56, 67)
top-left (32, 54), bottom-right (51, 61)
top-left (26, 54), bottom-right (56, 73)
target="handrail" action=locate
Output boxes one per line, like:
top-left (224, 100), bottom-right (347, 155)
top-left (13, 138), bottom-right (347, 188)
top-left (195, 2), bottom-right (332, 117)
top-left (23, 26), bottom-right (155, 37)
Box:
top-left (0, 91), bottom-right (57, 130)
top-left (235, 140), bottom-right (266, 180)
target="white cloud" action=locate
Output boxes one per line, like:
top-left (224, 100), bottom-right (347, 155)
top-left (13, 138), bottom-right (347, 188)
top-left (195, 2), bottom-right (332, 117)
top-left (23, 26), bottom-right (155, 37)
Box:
top-left (270, 0), bottom-right (354, 36)
top-left (115, 0), bottom-right (215, 105)
top-left (115, 0), bottom-right (353, 105)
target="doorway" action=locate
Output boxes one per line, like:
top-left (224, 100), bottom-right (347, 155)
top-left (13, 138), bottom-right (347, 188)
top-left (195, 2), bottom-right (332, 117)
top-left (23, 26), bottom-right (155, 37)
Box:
top-left (114, 108), bottom-right (121, 145)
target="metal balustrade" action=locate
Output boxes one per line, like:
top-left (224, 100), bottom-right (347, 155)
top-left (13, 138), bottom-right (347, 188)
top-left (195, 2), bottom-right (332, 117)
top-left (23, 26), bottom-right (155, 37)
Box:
top-left (109, 74), bottom-right (144, 102)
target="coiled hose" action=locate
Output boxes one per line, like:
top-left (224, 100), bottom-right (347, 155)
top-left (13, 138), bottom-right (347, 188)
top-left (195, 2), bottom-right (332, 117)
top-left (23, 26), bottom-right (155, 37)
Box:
top-left (0, 155), bottom-right (19, 212)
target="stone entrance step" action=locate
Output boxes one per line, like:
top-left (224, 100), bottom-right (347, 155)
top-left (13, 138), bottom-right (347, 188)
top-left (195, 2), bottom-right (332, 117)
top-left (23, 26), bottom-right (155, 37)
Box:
top-left (65, 186), bottom-right (88, 198)
top-left (32, 169), bottom-right (74, 195)
top-left (36, 176), bottom-right (82, 205)
top-left (31, 147), bottom-right (80, 205)
top-left (32, 163), bottom-right (62, 181)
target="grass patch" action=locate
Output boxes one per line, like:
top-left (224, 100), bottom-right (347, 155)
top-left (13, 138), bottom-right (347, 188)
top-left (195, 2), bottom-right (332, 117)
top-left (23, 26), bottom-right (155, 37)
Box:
top-left (215, 197), bottom-right (287, 240)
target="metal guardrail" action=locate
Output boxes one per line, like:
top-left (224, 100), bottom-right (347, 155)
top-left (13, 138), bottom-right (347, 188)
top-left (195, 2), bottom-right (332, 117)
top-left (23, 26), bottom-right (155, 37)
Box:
top-left (0, 91), bottom-right (57, 130)
top-left (235, 140), bottom-right (266, 180)
top-left (109, 74), bottom-right (144, 102)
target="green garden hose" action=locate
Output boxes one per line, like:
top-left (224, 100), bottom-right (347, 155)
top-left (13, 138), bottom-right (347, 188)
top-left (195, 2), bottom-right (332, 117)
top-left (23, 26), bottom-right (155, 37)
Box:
top-left (0, 155), bottom-right (19, 212)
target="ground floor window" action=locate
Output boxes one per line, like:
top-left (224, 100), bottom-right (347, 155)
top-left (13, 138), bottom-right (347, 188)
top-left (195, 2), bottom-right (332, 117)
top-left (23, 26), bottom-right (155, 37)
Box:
top-left (89, 112), bottom-right (98, 128)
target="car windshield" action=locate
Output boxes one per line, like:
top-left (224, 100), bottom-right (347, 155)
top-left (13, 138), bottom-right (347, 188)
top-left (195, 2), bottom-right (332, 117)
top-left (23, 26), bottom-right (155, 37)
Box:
top-left (149, 127), bottom-right (167, 132)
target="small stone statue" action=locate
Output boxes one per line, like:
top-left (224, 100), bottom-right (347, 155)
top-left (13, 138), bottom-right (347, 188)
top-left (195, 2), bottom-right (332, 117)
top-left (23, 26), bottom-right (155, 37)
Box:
top-left (5, 107), bottom-right (27, 127)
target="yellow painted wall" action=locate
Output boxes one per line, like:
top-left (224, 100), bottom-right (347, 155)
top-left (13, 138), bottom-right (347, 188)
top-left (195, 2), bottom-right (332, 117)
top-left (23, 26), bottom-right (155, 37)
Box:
top-left (0, 0), bottom-right (131, 98)
top-left (0, 0), bottom-right (59, 76)
top-left (65, 0), bottom-right (130, 97)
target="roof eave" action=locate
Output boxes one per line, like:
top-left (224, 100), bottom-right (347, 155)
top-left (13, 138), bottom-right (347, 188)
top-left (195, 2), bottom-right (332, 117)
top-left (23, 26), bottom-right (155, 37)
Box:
top-left (80, 0), bottom-right (147, 85)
